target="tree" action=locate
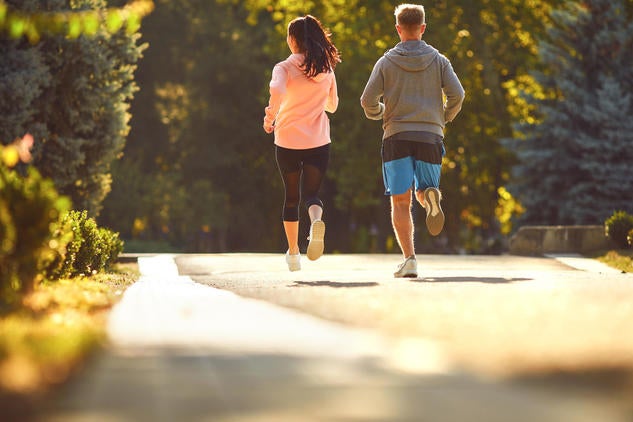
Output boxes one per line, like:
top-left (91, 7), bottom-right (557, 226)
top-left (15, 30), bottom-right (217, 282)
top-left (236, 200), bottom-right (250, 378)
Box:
top-left (505, 0), bottom-right (633, 225)
top-left (0, 0), bottom-right (153, 43)
top-left (0, 0), bottom-right (148, 215)
top-left (100, 0), bottom-right (577, 253)
top-left (100, 0), bottom-right (281, 251)
top-left (237, 0), bottom-right (564, 252)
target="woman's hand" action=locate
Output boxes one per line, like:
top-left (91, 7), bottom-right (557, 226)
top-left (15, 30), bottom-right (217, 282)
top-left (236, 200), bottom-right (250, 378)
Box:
top-left (263, 122), bottom-right (274, 134)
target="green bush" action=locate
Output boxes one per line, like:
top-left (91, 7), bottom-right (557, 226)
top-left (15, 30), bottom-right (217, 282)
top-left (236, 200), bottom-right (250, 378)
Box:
top-left (41, 216), bottom-right (74, 280)
top-left (46, 211), bottom-right (123, 278)
top-left (0, 149), bottom-right (70, 309)
top-left (605, 211), bottom-right (633, 249)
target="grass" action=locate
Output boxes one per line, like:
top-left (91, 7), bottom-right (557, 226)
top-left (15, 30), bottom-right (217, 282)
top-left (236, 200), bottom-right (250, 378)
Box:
top-left (591, 249), bottom-right (633, 273)
top-left (0, 263), bottom-right (138, 396)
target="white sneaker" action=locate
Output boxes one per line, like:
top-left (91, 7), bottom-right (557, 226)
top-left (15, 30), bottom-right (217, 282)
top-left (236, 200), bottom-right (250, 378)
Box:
top-left (394, 256), bottom-right (417, 278)
top-left (285, 251), bottom-right (301, 272)
top-left (306, 220), bottom-right (325, 261)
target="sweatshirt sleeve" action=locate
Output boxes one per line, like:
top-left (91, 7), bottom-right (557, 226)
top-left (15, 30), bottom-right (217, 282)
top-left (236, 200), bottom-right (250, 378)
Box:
top-left (325, 73), bottom-right (339, 113)
top-left (264, 63), bottom-right (288, 127)
top-left (441, 58), bottom-right (465, 123)
top-left (360, 59), bottom-right (386, 120)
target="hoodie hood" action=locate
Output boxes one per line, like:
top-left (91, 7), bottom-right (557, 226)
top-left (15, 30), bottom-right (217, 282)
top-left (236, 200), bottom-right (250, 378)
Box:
top-left (287, 53), bottom-right (330, 82)
top-left (384, 40), bottom-right (439, 72)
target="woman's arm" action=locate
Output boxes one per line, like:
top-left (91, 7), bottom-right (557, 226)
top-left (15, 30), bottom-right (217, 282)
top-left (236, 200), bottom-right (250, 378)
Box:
top-left (263, 63), bottom-right (288, 132)
top-left (325, 73), bottom-right (339, 113)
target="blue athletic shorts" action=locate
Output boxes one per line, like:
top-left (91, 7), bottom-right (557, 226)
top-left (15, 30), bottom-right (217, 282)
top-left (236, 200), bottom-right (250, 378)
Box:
top-left (381, 138), bottom-right (445, 196)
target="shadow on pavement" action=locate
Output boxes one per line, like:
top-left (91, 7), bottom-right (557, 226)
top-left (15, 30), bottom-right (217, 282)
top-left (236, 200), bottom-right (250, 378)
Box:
top-left (415, 276), bottom-right (532, 284)
top-left (291, 280), bottom-right (380, 288)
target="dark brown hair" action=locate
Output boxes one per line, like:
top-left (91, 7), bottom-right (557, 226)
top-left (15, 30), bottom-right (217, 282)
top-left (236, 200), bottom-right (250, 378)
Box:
top-left (288, 15), bottom-right (341, 78)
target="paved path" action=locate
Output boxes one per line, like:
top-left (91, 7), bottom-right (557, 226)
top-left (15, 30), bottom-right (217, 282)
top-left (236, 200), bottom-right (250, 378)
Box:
top-left (38, 253), bottom-right (633, 422)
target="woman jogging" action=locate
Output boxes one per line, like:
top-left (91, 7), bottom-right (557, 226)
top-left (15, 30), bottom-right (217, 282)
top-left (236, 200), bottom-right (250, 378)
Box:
top-left (263, 15), bottom-right (340, 271)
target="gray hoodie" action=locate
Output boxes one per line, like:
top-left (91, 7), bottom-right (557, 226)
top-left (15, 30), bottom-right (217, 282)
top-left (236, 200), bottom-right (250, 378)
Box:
top-left (360, 40), bottom-right (465, 139)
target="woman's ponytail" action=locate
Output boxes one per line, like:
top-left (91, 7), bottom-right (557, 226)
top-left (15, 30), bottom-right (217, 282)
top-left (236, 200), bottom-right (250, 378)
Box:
top-left (289, 15), bottom-right (340, 78)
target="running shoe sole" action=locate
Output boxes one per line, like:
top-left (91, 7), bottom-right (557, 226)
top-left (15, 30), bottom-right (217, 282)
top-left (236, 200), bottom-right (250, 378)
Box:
top-left (307, 220), bottom-right (325, 261)
top-left (424, 188), bottom-right (445, 236)
top-left (394, 269), bottom-right (418, 278)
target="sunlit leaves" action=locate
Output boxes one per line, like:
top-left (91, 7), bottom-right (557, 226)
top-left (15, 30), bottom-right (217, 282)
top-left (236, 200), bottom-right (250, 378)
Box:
top-left (67, 14), bottom-right (82, 39)
top-left (125, 13), bottom-right (141, 34)
top-left (1, 134), bottom-right (33, 168)
top-left (503, 74), bottom-right (551, 128)
top-left (1, 145), bottom-right (19, 168)
top-left (7, 13), bottom-right (24, 38)
top-left (82, 11), bottom-right (99, 36)
top-left (0, 0), bottom-right (154, 43)
top-left (495, 186), bottom-right (524, 234)
top-left (105, 10), bottom-right (124, 33)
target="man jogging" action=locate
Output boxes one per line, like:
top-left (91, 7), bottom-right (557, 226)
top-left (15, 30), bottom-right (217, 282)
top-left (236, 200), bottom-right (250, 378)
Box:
top-left (360, 3), bottom-right (465, 278)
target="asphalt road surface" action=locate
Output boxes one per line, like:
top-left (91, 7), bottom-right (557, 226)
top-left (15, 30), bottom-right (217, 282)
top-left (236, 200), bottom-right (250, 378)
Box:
top-left (35, 253), bottom-right (633, 422)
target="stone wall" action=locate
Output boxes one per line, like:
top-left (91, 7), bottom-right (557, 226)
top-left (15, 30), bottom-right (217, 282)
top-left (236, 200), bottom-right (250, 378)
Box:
top-left (509, 225), bottom-right (614, 256)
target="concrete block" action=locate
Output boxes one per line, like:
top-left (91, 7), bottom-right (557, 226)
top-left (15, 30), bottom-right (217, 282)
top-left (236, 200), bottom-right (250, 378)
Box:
top-left (509, 225), bottom-right (613, 256)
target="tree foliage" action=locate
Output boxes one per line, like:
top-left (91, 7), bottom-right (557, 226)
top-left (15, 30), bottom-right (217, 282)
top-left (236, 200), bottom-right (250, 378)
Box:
top-left (99, 0), bottom-right (630, 253)
top-left (505, 0), bottom-right (633, 225)
top-left (100, 0), bottom-right (280, 251)
top-left (227, 0), bottom-right (565, 252)
top-left (0, 0), bottom-right (148, 215)
top-left (0, 0), bottom-right (153, 43)
top-left (0, 137), bottom-right (71, 309)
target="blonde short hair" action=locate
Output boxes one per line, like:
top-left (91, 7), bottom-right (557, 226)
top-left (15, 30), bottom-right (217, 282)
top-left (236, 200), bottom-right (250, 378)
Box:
top-left (394, 4), bottom-right (426, 28)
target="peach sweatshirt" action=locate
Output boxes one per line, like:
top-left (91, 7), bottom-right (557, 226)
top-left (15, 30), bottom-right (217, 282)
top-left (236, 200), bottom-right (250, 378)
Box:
top-left (264, 54), bottom-right (338, 150)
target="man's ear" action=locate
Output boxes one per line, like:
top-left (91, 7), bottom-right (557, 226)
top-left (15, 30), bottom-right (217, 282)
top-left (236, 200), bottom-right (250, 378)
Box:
top-left (420, 24), bottom-right (427, 36)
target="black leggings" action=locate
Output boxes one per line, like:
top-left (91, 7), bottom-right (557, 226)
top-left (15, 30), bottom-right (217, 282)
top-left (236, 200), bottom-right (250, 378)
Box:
top-left (275, 144), bottom-right (330, 222)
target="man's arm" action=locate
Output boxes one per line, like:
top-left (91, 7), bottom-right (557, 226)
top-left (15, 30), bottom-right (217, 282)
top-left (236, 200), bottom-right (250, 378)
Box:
top-left (442, 59), bottom-right (465, 123)
top-left (360, 60), bottom-right (385, 120)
